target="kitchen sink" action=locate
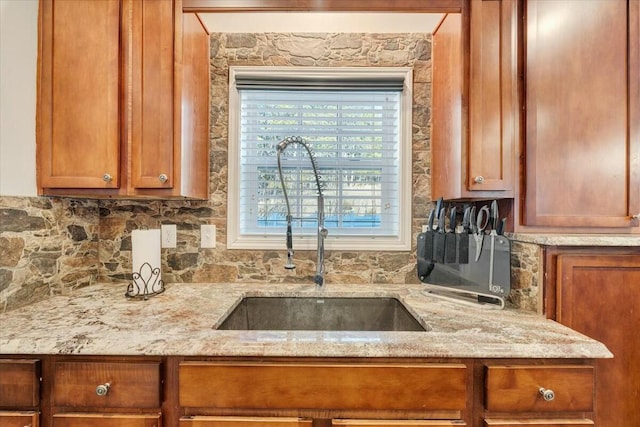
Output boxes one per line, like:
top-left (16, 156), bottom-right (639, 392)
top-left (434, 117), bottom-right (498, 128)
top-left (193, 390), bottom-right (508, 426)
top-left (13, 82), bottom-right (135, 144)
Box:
top-left (216, 297), bottom-right (427, 331)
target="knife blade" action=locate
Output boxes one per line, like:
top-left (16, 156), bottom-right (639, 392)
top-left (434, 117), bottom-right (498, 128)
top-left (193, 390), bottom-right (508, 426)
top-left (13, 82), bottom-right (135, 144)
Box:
top-left (445, 206), bottom-right (457, 263)
top-left (458, 205), bottom-right (471, 264)
top-left (433, 206), bottom-right (446, 264)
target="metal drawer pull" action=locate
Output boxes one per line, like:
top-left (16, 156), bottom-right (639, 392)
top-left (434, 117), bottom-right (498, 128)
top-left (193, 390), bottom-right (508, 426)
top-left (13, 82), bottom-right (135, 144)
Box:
top-left (473, 176), bottom-right (484, 184)
top-left (158, 174), bottom-right (168, 183)
top-left (102, 173), bottom-right (113, 182)
top-left (96, 382), bottom-right (111, 396)
top-left (539, 387), bottom-right (555, 401)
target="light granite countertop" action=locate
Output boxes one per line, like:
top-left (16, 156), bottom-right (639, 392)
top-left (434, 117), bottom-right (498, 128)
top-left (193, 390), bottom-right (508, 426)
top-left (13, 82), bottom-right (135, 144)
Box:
top-left (0, 282), bottom-right (611, 359)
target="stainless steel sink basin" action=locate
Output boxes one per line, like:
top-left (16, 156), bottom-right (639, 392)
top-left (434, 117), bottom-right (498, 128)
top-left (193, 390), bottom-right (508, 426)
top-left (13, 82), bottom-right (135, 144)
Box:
top-left (217, 297), bottom-right (427, 331)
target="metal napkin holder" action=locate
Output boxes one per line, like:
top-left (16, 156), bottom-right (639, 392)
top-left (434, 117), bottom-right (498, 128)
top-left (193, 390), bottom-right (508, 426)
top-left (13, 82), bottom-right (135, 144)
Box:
top-left (417, 232), bottom-right (511, 308)
top-left (125, 262), bottom-right (165, 300)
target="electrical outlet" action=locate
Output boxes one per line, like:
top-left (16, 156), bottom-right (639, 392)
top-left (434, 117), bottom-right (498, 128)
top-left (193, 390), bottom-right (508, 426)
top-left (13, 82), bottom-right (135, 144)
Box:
top-left (201, 224), bottom-right (216, 248)
top-left (161, 224), bottom-right (177, 248)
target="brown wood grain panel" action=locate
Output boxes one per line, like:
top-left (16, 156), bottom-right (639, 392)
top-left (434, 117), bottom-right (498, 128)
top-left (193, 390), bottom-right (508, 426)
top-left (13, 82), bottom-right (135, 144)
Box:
top-left (0, 359), bottom-right (40, 407)
top-left (130, 0), bottom-right (175, 190)
top-left (334, 420), bottom-right (465, 427)
top-left (483, 420), bottom-right (593, 426)
top-left (178, 12), bottom-right (211, 199)
top-left (37, 0), bottom-right (121, 190)
top-left (179, 416), bottom-right (313, 427)
top-left (52, 413), bottom-right (161, 427)
top-left (52, 362), bottom-right (161, 409)
top-left (431, 13), bottom-right (463, 200)
top-left (485, 365), bottom-right (593, 412)
top-left (179, 362), bottom-right (467, 411)
top-left (524, 0), bottom-right (634, 227)
top-left (556, 254), bottom-right (640, 427)
top-left (182, 0), bottom-right (462, 13)
top-left (0, 412), bottom-right (39, 427)
top-left (467, 0), bottom-right (515, 193)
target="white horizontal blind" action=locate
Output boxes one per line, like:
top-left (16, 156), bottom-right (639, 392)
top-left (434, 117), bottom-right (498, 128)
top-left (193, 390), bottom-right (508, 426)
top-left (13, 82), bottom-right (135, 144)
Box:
top-left (239, 89), bottom-right (401, 237)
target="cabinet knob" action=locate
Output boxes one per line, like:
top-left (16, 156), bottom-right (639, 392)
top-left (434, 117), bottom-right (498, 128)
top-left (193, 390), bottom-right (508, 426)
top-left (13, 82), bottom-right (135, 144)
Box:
top-left (473, 176), bottom-right (484, 184)
top-left (158, 174), bottom-right (168, 183)
top-left (102, 173), bottom-right (113, 183)
top-left (95, 382), bottom-right (111, 396)
top-left (539, 387), bottom-right (555, 401)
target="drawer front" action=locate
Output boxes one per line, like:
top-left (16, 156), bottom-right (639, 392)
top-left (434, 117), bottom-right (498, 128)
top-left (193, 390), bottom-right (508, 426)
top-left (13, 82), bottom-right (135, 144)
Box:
top-left (179, 416), bottom-right (313, 427)
top-left (0, 360), bottom-right (40, 408)
top-left (334, 420), bottom-right (466, 427)
top-left (52, 413), bottom-right (161, 427)
top-left (484, 420), bottom-right (594, 426)
top-left (485, 366), bottom-right (593, 412)
top-left (53, 362), bottom-right (161, 409)
top-left (0, 411), bottom-right (39, 427)
top-left (179, 362), bottom-right (467, 411)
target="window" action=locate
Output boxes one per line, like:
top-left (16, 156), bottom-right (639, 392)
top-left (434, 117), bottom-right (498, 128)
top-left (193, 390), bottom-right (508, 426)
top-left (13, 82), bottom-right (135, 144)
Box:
top-left (227, 67), bottom-right (412, 251)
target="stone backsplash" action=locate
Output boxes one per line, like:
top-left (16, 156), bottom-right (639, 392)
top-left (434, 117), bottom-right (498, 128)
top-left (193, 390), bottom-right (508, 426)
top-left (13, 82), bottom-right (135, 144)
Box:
top-left (0, 196), bottom-right (99, 312)
top-left (0, 32), bottom-right (541, 313)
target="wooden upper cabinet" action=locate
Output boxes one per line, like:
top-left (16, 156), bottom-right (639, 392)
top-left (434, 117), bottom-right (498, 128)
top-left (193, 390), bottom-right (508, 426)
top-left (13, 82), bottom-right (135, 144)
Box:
top-left (36, 0), bottom-right (210, 199)
top-left (432, 0), bottom-right (516, 200)
top-left (129, 0), bottom-right (176, 190)
top-left (37, 0), bottom-right (122, 190)
top-left (523, 0), bottom-right (640, 227)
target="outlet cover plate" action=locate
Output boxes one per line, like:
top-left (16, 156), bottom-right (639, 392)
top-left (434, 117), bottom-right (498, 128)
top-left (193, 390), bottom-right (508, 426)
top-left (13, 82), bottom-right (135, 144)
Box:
top-left (161, 224), bottom-right (177, 248)
top-left (201, 224), bottom-right (216, 248)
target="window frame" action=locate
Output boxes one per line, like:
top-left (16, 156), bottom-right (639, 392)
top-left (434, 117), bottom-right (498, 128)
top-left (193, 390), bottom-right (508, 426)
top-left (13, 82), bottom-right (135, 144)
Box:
top-left (227, 66), bottom-right (413, 251)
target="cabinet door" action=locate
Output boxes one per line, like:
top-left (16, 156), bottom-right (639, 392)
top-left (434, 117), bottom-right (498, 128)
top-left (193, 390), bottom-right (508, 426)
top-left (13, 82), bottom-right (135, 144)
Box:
top-left (0, 412), bottom-right (39, 427)
top-left (556, 254), bottom-right (640, 426)
top-left (0, 359), bottom-right (40, 407)
top-left (129, 0), bottom-right (175, 190)
top-left (52, 413), bottom-right (160, 427)
top-left (179, 417), bottom-right (312, 427)
top-left (524, 0), bottom-right (640, 227)
top-left (37, 0), bottom-right (121, 189)
top-left (432, 0), bottom-right (516, 200)
top-left (468, 0), bottom-right (516, 193)
top-left (484, 420), bottom-right (593, 426)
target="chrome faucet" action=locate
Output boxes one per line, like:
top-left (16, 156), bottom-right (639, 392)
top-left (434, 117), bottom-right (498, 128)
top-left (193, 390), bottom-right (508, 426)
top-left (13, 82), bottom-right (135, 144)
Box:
top-left (276, 136), bottom-right (327, 287)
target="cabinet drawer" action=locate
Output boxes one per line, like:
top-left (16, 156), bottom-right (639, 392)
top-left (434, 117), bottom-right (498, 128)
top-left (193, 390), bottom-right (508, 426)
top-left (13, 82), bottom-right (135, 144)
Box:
top-left (0, 360), bottom-right (40, 407)
top-left (485, 366), bottom-right (593, 412)
top-left (334, 420), bottom-right (466, 427)
top-left (179, 416), bottom-right (312, 427)
top-left (180, 362), bottom-right (467, 411)
top-left (0, 411), bottom-right (39, 427)
top-left (53, 362), bottom-right (161, 409)
top-left (52, 413), bottom-right (161, 427)
top-left (484, 420), bottom-right (593, 426)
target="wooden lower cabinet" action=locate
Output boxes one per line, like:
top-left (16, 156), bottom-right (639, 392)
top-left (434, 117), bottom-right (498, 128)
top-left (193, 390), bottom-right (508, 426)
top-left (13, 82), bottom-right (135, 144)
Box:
top-left (2, 356), bottom-right (599, 427)
top-left (334, 420), bottom-right (465, 427)
top-left (52, 413), bottom-right (161, 427)
top-left (547, 252), bottom-right (640, 427)
top-left (179, 416), bottom-right (312, 427)
top-left (485, 366), bottom-right (593, 413)
top-left (483, 420), bottom-right (593, 426)
top-left (545, 250), bottom-right (640, 426)
top-left (0, 411), bottom-right (39, 427)
top-left (179, 362), bottom-right (467, 413)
